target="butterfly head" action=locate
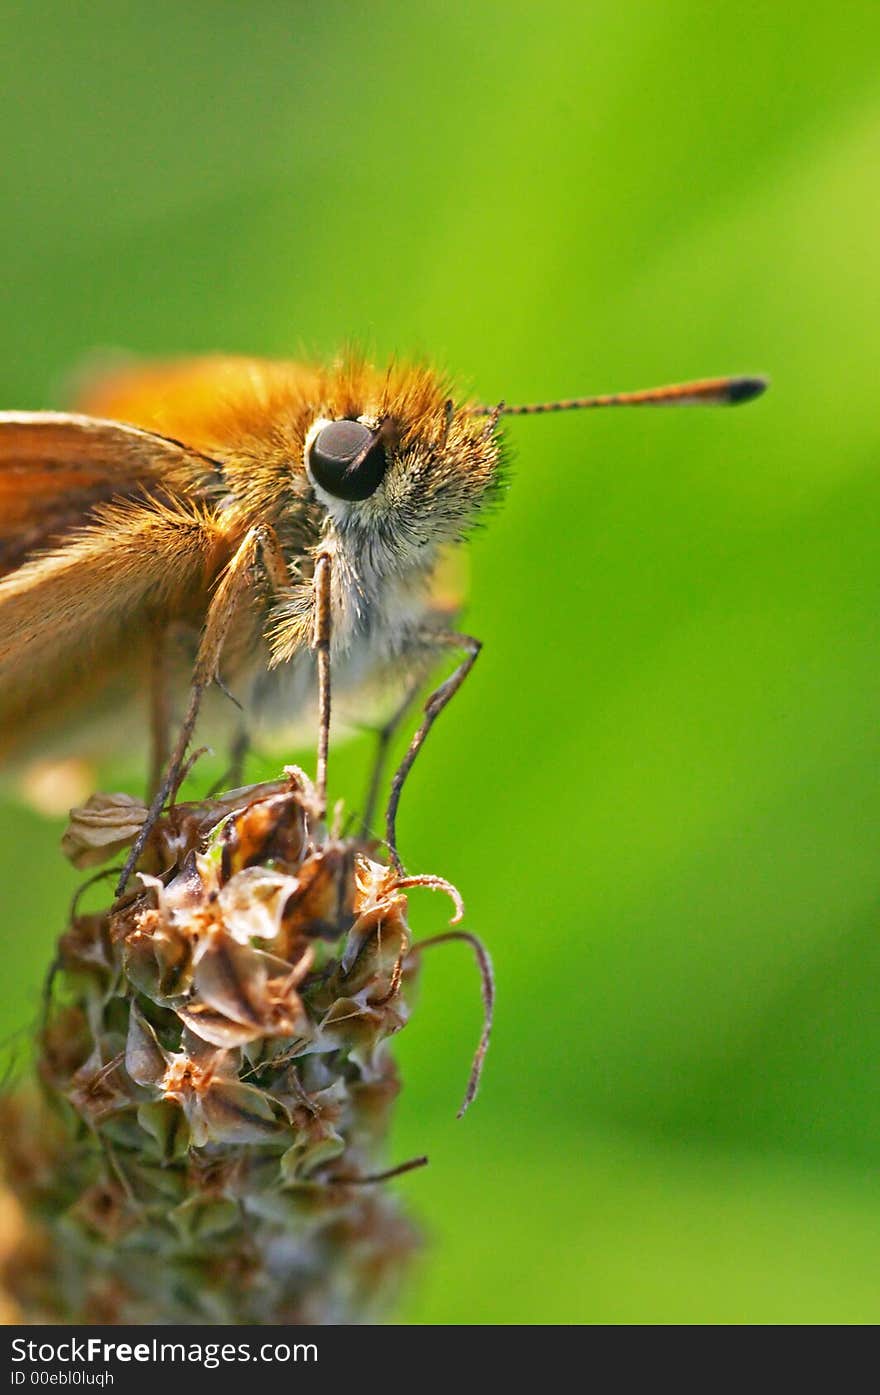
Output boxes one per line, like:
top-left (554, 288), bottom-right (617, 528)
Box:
top-left (302, 363), bottom-right (505, 576)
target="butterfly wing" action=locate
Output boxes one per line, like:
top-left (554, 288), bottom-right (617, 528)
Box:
top-left (0, 413), bottom-right (227, 760)
top-left (72, 354), bottom-right (322, 455)
top-left (0, 411), bottom-right (221, 574)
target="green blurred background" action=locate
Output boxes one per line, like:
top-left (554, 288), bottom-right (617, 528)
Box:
top-left (2, 0), bottom-right (880, 1323)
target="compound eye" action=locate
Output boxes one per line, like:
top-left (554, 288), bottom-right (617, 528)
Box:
top-left (307, 419), bottom-right (387, 501)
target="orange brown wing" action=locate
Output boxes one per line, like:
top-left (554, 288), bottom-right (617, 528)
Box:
top-left (72, 355), bottom-right (322, 455)
top-left (0, 414), bottom-right (228, 760)
top-left (0, 411), bottom-right (221, 575)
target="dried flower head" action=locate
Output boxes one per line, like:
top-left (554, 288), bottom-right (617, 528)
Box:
top-left (1, 768), bottom-right (493, 1324)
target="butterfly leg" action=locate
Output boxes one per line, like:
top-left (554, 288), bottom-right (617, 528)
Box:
top-left (204, 718), bottom-right (251, 797)
top-left (360, 674), bottom-right (425, 839)
top-left (206, 723), bottom-right (251, 797)
top-left (115, 524), bottom-right (290, 896)
top-left (312, 551), bottom-right (332, 820)
top-left (147, 621), bottom-right (172, 801)
top-left (385, 630), bottom-right (481, 874)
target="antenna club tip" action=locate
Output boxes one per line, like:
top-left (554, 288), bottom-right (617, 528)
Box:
top-left (725, 375), bottom-right (769, 405)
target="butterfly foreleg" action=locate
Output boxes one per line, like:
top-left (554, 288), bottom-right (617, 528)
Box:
top-left (116, 523), bottom-right (291, 896)
top-left (147, 621), bottom-right (173, 800)
top-left (312, 551), bottom-right (333, 820)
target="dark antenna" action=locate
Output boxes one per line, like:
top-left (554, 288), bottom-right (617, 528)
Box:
top-left (470, 374), bottom-right (768, 417)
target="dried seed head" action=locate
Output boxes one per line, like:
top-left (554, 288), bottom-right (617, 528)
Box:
top-left (5, 774), bottom-right (490, 1323)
